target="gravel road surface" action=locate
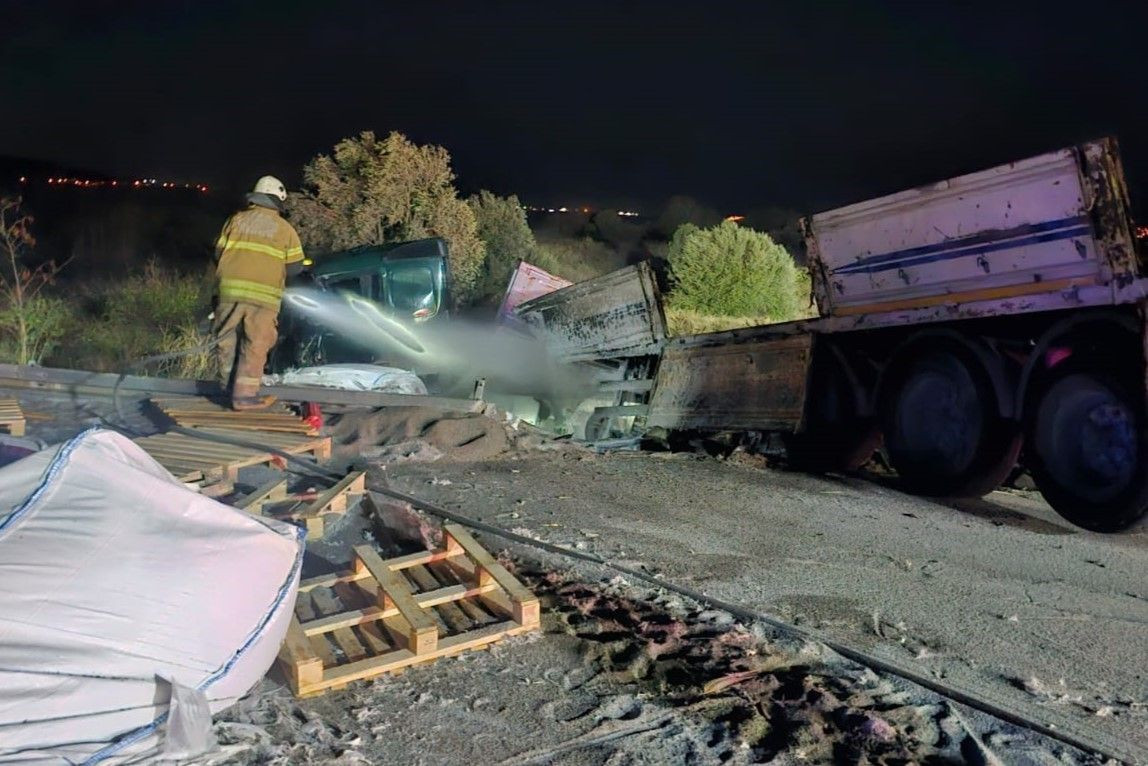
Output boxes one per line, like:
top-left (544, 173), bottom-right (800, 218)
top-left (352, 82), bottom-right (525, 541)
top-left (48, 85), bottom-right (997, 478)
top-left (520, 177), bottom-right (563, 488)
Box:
top-left (387, 449), bottom-right (1148, 761)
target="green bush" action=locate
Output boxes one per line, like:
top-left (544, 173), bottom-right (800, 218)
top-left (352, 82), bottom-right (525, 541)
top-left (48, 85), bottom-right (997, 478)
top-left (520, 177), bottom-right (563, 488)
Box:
top-left (468, 191), bottom-right (536, 305)
top-left (666, 221), bottom-right (806, 320)
top-left (288, 131), bottom-right (486, 305)
top-left (0, 295), bottom-right (72, 364)
top-left (156, 321), bottom-right (218, 379)
top-left (50, 262), bottom-right (212, 373)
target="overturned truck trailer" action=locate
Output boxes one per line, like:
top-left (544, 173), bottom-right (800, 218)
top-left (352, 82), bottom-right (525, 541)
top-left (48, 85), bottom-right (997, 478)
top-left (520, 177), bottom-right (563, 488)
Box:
top-left (648, 136), bottom-right (1148, 531)
top-left (513, 261), bottom-right (668, 439)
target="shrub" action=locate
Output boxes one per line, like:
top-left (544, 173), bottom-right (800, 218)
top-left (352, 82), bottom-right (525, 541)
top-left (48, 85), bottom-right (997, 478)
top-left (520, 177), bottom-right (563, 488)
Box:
top-left (467, 191), bottom-right (536, 305)
top-left (50, 261), bottom-right (212, 373)
top-left (0, 197), bottom-right (71, 364)
top-left (0, 295), bottom-right (72, 364)
top-left (288, 131), bottom-right (486, 304)
top-left (156, 321), bottom-right (218, 379)
top-left (666, 221), bottom-right (806, 320)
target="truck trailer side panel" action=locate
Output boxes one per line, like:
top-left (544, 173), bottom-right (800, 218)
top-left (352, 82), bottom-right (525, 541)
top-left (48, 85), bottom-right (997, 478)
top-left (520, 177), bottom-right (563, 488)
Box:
top-left (514, 262), bottom-right (667, 363)
top-left (646, 334), bottom-right (812, 431)
top-left (807, 138), bottom-right (1138, 317)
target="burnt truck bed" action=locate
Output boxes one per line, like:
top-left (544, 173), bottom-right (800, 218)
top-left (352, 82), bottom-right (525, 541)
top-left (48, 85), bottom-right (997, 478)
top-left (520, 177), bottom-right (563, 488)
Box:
top-left (513, 261), bottom-right (668, 363)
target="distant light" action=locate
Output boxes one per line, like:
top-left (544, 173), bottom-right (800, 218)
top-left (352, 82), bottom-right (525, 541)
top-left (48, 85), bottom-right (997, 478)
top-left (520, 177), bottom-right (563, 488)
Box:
top-left (725, 215), bottom-right (745, 223)
top-left (19, 176), bottom-right (26, 183)
top-left (558, 206), bottom-right (568, 213)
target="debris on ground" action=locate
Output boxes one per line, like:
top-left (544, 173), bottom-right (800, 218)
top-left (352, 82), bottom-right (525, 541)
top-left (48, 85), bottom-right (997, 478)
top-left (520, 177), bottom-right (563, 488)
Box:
top-left (1, 388), bottom-right (1138, 765)
top-left (327, 406), bottom-right (512, 462)
top-left (263, 364), bottom-right (428, 395)
top-left (279, 522), bottom-right (540, 698)
top-left (200, 554), bottom-right (1108, 765)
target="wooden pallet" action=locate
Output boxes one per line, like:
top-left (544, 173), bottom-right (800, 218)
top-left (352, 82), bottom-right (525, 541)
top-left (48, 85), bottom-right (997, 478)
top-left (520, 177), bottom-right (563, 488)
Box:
top-left (239, 471), bottom-right (366, 539)
top-left (0, 398), bottom-right (25, 437)
top-left (132, 428), bottom-right (331, 483)
top-left (279, 523), bottom-right (541, 697)
top-left (149, 396), bottom-right (318, 436)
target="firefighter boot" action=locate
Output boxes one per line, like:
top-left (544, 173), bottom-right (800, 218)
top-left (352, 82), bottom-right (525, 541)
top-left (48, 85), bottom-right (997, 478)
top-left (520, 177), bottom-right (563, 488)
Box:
top-left (231, 395), bottom-right (278, 412)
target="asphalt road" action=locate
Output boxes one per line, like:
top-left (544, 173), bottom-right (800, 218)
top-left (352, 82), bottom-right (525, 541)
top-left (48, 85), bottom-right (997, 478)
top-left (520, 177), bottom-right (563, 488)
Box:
top-left (389, 449), bottom-right (1148, 762)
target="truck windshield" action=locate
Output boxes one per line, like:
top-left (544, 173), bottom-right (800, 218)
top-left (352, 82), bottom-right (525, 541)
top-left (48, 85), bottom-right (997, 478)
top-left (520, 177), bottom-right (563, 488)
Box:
top-left (387, 258), bottom-right (440, 315)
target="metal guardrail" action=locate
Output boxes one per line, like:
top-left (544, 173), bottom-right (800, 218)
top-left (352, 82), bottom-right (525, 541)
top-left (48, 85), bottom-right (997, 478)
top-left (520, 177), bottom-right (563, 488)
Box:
top-left (0, 364), bottom-right (483, 412)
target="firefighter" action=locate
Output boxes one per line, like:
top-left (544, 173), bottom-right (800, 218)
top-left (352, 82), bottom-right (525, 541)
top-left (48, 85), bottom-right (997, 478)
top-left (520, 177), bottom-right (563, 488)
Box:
top-left (212, 175), bottom-right (306, 410)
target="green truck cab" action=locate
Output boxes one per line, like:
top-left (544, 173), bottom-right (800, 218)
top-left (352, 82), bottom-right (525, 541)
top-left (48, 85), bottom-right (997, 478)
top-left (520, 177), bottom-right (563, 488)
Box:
top-left (275, 237), bottom-right (451, 368)
top-left (309, 237), bottom-right (450, 322)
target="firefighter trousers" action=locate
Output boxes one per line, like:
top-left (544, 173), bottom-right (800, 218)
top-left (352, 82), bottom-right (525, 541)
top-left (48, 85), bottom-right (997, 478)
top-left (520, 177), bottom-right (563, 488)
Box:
top-left (212, 301), bottom-right (279, 401)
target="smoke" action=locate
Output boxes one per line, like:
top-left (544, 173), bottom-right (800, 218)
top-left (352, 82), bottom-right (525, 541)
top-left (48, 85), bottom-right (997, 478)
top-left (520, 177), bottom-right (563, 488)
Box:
top-left (282, 286), bottom-right (597, 402)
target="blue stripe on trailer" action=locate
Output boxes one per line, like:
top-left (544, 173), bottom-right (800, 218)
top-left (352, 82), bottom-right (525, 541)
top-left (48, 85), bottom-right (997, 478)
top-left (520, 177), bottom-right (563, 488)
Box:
top-left (832, 215), bottom-right (1091, 276)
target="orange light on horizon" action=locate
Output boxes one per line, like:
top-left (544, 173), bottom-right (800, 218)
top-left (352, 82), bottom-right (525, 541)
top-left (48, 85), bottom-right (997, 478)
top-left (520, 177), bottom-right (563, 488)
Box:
top-left (724, 215), bottom-right (745, 223)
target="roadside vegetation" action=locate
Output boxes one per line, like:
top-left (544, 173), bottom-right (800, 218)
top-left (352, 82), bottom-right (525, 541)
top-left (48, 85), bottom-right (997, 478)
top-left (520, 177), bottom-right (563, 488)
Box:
top-left (663, 220), bottom-right (813, 335)
top-left (0, 199), bottom-right (213, 375)
top-left (0, 197), bottom-right (70, 365)
top-left (0, 130), bottom-right (814, 372)
top-left (50, 261), bottom-right (214, 375)
top-left (287, 131), bottom-right (486, 304)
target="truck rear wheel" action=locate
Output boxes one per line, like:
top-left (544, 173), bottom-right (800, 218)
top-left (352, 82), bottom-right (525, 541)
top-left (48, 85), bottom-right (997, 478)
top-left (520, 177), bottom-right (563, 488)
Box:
top-left (879, 347), bottom-right (1019, 497)
top-left (1026, 367), bottom-right (1148, 531)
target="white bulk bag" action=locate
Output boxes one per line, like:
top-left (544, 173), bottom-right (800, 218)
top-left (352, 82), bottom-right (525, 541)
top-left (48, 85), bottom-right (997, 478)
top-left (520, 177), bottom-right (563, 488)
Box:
top-left (0, 429), bottom-right (304, 764)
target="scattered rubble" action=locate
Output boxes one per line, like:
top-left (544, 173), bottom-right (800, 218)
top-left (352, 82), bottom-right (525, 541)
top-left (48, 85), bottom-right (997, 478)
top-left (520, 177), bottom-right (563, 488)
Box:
top-left (199, 554), bottom-right (1108, 765)
top-left (328, 406), bottom-right (512, 462)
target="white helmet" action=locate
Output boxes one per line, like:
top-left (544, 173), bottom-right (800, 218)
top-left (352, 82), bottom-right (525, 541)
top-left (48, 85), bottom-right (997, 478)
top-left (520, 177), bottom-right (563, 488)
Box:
top-left (253, 175), bottom-right (287, 201)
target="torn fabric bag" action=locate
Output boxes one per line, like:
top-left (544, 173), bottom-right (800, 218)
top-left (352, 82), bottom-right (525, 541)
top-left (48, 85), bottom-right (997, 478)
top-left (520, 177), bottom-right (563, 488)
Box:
top-left (0, 429), bottom-right (303, 764)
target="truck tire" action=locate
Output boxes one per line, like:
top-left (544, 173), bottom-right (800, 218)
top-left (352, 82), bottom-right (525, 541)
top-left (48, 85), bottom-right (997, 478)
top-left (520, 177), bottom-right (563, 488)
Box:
top-left (1025, 366), bottom-right (1148, 531)
top-left (879, 347), bottom-right (1020, 497)
top-left (783, 349), bottom-right (879, 473)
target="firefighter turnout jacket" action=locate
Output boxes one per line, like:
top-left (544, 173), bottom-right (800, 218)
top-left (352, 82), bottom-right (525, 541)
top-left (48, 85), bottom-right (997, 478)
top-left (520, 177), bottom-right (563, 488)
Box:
top-left (214, 205), bottom-right (304, 310)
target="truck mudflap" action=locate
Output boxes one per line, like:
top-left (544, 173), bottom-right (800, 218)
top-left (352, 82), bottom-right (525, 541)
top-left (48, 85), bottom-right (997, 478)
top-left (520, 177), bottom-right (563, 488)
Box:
top-left (646, 333), bottom-right (813, 432)
top-left (514, 262), bottom-right (667, 363)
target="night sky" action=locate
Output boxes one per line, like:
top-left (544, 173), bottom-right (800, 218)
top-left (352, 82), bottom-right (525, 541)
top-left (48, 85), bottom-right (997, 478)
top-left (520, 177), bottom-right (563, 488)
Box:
top-left (4, 0), bottom-right (1148, 215)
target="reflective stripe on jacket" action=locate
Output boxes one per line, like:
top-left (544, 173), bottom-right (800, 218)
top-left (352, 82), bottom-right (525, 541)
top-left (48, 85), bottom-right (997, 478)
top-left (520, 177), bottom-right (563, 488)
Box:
top-left (214, 205), bottom-right (304, 309)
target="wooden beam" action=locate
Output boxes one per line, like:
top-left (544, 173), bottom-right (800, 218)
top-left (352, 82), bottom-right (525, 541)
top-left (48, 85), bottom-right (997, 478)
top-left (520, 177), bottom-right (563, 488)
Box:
top-left (278, 616), bottom-right (324, 690)
top-left (443, 524), bottom-right (540, 628)
top-left (310, 620), bottom-right (528, 693)
top-left (238, 479), bottom-right (288, 514)
top-left (298, 568), bottom-right (373, 593)
top-left (354, 545), bottom-right (439, 654)
top-left (300, 471), bottom-right (365, 518)
top-left (382, 546), bottom-right (466, 572)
